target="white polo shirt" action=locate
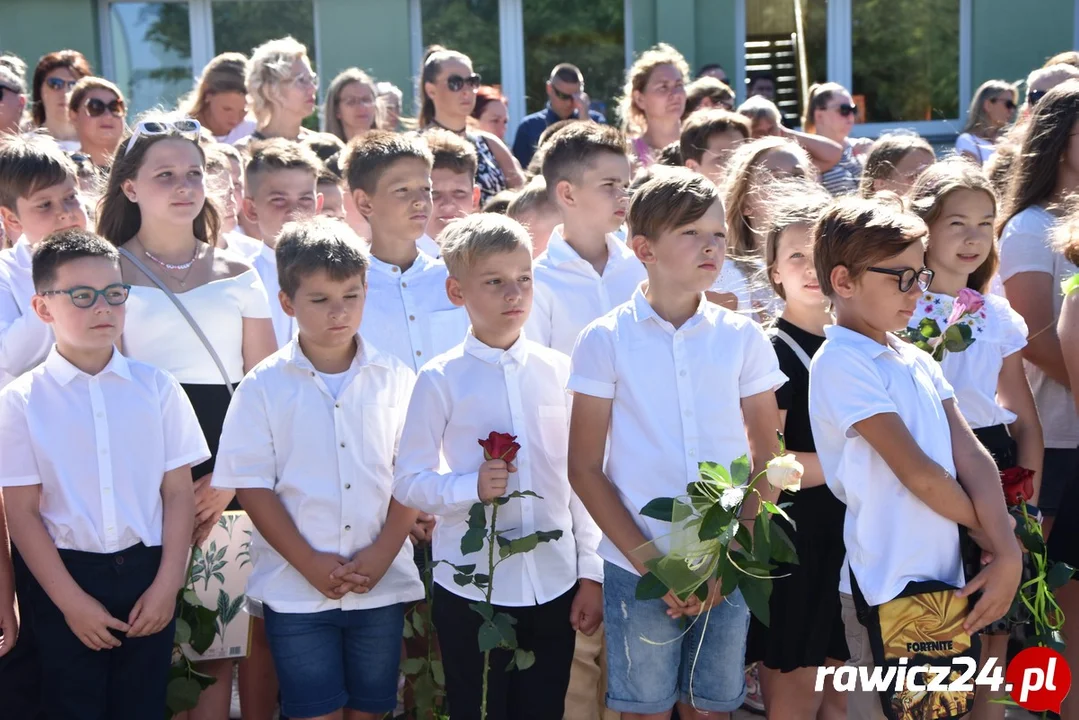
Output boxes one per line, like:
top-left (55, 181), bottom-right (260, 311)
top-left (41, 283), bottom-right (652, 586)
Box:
top-left (0, 238), bottom-right (53, 389)
top-left (525, 227), bottom-right (647, 356)
top-left (212, 336), bottom-right (424, 613)
top-left (393, 333), bottom-right (603, 607)
top-left (360, 251), bottom-right (470, 372)
top-left (809, 325), bottom-right (965, 605)
top-left (0, 347), bottom-right (210, 553)
top-left (568, 285), bottom-right (787, 574)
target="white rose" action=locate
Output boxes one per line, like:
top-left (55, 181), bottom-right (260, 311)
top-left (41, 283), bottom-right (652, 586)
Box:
top-left (766, 454), bottom-right (803, 493)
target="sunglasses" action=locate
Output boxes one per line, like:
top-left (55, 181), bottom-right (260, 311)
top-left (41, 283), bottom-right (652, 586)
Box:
top-left (867, 266), bottom-right (935, 293)
top-left (0, 85), bottom-right (20, 102)
top-left (832, 103), bottom-right (858, 117)
top-left (41, 283), bottom-right (131, 309)
top-left (1028, 89), bottom-right (1048, 107)
top-left (125, 118), bottom-right (201, 154)
top-left (446, 73), bottom-right (482, 92)
top-left (45, 77), bottom-right (78, 92)
top-left (552, 86), bottom-right (579, 102)
top-left (990, 96), bottom-right (1017, 111)
top-left (85, 97), bottom-right (125, 118)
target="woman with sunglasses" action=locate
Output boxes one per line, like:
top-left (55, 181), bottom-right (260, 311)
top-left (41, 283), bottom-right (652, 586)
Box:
top-left (67, 77), bottom-right (126, 170)
top-left (241, 36), bottom-right (317, 147)
top-left (618, 42), bottom-right (689, 169)
top-left (30, 50), bottom-right (92, 151)
top-left (803, 82), bottom-right (870, 196)
top-left (956, 80), bottom-right (1017, 166)
top-left (419, 46), bottom-right (523, 206)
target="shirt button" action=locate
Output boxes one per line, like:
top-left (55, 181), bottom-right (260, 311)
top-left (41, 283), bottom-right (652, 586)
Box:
top-left (340, 442), bottom-right (346, 448)
top-left (392, 267), bottom-right (399, 273)
top-left (688, 449), bottom-right (696, 457)
top-left (310, 371), bottom-right (315, 377)
top-left (344, 525), bottom-right (351, 531)
top-left (679, 370), bottom-right (686, 377)
top-left (401, 282), bottom-right (408, 288)
top-left (335, 403), bottom-right (341, 409)
top-left (409, 315), bottom-right (415, 321)
top-left (345, 483), bottom-right (351, 490)
top-left (416, 351), bottom-right (422, 357)
top-left (95, 412), bottom-right (104, 418)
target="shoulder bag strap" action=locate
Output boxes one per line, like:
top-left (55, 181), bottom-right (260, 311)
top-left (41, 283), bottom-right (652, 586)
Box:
top-left (117, 246), bottom-right (234, 396)
top-left (769, 327), bottom-right (813, 370)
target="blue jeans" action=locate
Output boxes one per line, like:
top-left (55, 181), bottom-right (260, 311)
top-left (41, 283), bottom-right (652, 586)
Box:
top-left (263, 603), bottom-right (405, 718)
top-left (602, 561), bottom-right (750, 714)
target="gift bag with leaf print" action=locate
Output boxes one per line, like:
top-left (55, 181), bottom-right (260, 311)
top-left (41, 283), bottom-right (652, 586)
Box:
top-left (183, 511), bottom-right (254, 661)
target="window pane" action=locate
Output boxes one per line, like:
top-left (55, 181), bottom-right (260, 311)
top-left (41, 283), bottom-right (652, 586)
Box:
top-left (109, 2), bottom-right (193, 117)
top-left (211, 1), bottom-right (315, 62)
top-left (522, 1), bottom-right (624, 117)
top-left (744, 0), bottom-right (827, 125)
top-left (851, 0), bottom-right (959, 122)
top-left (421, 0), bottom-right (501, 89)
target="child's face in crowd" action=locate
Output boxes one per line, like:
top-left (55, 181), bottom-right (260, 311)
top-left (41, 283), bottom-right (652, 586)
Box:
top-left (925, 189), bottom-right (995, 283)
top-left (686, 130), bottom-right (744, 186)
top-left (564, 151), bottom-right (631, 235)
top-left (515, 209), bottom-right (560, 258)
top-left (281, 268), bottom-right (366, 351)
top-left (3, 176), bottom-right (87, 245)
top-left (124, 139), bottom-right (206, 229)
top-left (33, 256), bottom-right (125, 352)
top-left (873, 149), bottom-right (935, 197)
top-left (448, 246), bottom-right (533, 346)
top-left (636, 198), bottom-right (726, 293)
top-left (429, 168), bottom-right (476, 240)
top-left (244, 169), bottom-right (320, 246)
top-left (833, 240), bottom-right (928, 337)
top-left (771, 223), bottom-right (824, 310)
top-left (204, 91), bottom-right (247, 137)
top-left (70, 89), bottom-right (125, 152)
top-left (318, 182), bottom-right (345, 221)
top-left (209, 167), bottom-right (238, 233)
top-left (356, 157), bottom-right (432, 243)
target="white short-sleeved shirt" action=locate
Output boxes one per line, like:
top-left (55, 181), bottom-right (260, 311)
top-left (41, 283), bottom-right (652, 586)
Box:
top-left (0, 238), bottom-right (53, 389)
top-left (525, 227), bottom-right (647, 356)
top-left (124, 268), bottom-right (273, 384)
top-left (0, 347), bottom-right (210, 553)
top-left (568, 285), bottom-right (787, 574)
top-left (907, 292), bottom-right (1028, 429)
top-left (223, 231), bottom-right (264, 263)
top-left (955, 133), bottom-right (995, 166)
top-left (809, 326), bottom-right (965, 605)
top-left (394, 333), bottom-right (602, 606)
top-left (251, 244), bottom-right (295, 349)
top-left (212, 336), bottom-right (424, 613)
top-left (360, 251), bottom-right (470, 372)
top-left (998, 206), bottom-right (1079, 448)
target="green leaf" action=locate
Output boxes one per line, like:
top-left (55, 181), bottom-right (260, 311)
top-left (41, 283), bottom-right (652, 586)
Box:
top-left (401, 657), bottom-right (427, 675)
top-left (452, 573), bottom-right (472, 586)
top-left (730, 455), bottom-right (751, 485)
top-left (717, 551), bottom-right (740, 596)
top-left (182, 589), bottom-right (200, 606)
top-left (174, 617), bottom-right (192, 645)
top-left (1047, 562), bottom-right (1075, 590)
top-left (469, 601), bottom-right (494, 621)
top-left (431, 659), bottom-right (446, 686)
top-left (467, 503), bottom-right (487, 531)
top-left (514, 648), bottom-right (536, 670)
top-left (460, 528), bottom-right (486, 555)
top-left (740, 575), bottom-right (772, 627)
top-left (412, 672), bottom-right (436, 713)
top-left (697, 461), bottom-right (733, 488)
top-left (761, 500), bottom-right (796, 530)
top-left (635, 571), bottom-right (669, 600)
top-left (699, 504), bottom-right (733, 541)
top-left (478, 620), bottom-right (502, 652)
top-left (473, 573), bottom-right (490, 587)
top-left (453, 564), bottom-right (477, 575)
top-left (493, 612), bottom-right (518, 648)
top-left (505, 490), bottom-right (541, 500)
top-left (186, 604), bottom-right (218, 654)
top-left (536, 529), bottom-right (563, 543)
top-left (735, 523), bottom-right (754, 554)
top-left (776, 431), bottom-right (786, 455)
top-left (770, 525), bottom-right (798, 565)
top-left (402, 618), bottom-right (414, 638)
top-left (495, 535), bottom-right (511, 548)
top-left (942, 322), bottom-right (975, 352)
top-left (165, 677), bottom-right (203, 713)
top-left (412, 609), bottom-right (426, 637)
top-left (694, 583), bottom-right (709, 602)
top-left (918, 317), bottom-right (941, 339)
top-left (640, 497), bottom-right (677, 522)
top-left (752, 515), bottom-right (770, 564)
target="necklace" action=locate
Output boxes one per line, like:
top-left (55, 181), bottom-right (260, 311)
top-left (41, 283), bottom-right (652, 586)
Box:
top-left (431, 118), bottom-right (467, 135)
top-left (144, 244), bottom-right (199, 271)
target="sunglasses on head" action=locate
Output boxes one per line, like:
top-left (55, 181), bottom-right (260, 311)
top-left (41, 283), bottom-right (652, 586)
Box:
top-left (446, 73), bottom-right (482, 92)
top-left (867, 266), bottom-right (935, 293)
top-left (1028, 89), bottom-right (1048, 107)
top-left (45, 77), bottom-right (78, 92)
top-left (85, 97), bottom-right (125, 118)
top-left (125, 118), bottom-right (201, 154)
top-left (990, 96), bottom-right (1017, 111)
top-left (0, 85), bottom-right (20, 102)
top-left (833, 103), bottom-right (858, 117)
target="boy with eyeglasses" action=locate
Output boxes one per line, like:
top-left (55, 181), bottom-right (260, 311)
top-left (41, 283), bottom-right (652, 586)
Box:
top-left (0, 228), bottom-right (207, 719)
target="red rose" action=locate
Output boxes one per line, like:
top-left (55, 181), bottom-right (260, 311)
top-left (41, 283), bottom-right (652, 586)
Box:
top-left (478, 431), bottom-right (521, 464)
top-left (1000, 466), bottom-right (1035, 507)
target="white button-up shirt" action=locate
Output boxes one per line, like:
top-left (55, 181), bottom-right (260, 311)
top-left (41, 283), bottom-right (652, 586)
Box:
top-left (212, 336), bottom-right (425, 613)
top-left (525, 226), bottom-right (647, 356)
top-left (0, 238), bottom-right (53, 389)
top-left (0, 347), bottom-right (210, 553)
top-left (394, 333), bottom-right (602, 607)
top-left (252, 244), bottom-right (295, 349)
top-left (809, 325), bottom-right (964, 605)
top-left (360, 251), bottom-right (470, 372)
top-left (568, 285), bottom-right (787, 574)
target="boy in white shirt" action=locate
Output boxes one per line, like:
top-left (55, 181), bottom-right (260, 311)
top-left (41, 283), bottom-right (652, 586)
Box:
top-left (807, 197), bottom-right (1022, 719)
top-left (525, 121), bottom-right (644, 356)
top-left (342, 130), bottom-right (470, 371)
top-left (212, 217), bottom-right (424, 720)
top-left (0, 229), bottom-right (207, 718)
top-left (394, 213), bottom-right (603, 720)
top-left (422, 129), bottom-right (480, 257)
top-left (568, 168), bottom-right (785, 720)
top-left (242, 138), bottom-right (324, 348)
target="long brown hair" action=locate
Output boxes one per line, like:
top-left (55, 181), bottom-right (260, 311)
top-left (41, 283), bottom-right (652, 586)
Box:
top-left (418, 45), bottom-right (472, 129)
top-left (32, 50), bottom-right (92, 127)
top-left (180, 52), bottom-right (248, 125)
top-left (323, 67), bottom-right (378, 141)
top-left (96, 114), bottom-right (220, 246)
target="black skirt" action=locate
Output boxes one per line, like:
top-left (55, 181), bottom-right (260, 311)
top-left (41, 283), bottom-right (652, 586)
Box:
top-left (180, 383), bottom-right (240, 510)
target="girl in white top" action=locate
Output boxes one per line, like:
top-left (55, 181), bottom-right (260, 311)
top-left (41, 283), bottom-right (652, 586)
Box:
top-left (955, 80), bottom-right (1017, 166)
top-left (95, 113), bottom-right (277, 719)
top-left (909, 159), bottom-right (1041, 719)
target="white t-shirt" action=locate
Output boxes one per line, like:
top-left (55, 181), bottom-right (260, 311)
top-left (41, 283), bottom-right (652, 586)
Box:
top-left (809, 326), bottom-right (964, 605)
top-left (317, 370), bottom-right (348, 399)
top-left (998, 206), bottom-right (1079, 448)
top-left (955, 133), bottom-right (995, 166)
top-left (906, 291), bottom-right (1028, 429)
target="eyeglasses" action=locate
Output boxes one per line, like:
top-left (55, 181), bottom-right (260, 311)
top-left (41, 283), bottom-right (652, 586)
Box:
top-left (866, 266), bottom-right (935, 293)
top-left (340, 95), bottom-right (376, 108)
top-left (45, 77), bottom-right (78, 92)
top-left (125, 118), bottom-right (201, 154)
top-left (41, 283), bottom-right (131, 308)
top-left (85, 97), bottom-right (125, 118)
top-left (289, 73), bottom-right (318, 89)
top-left (990, 96), bottom-right (1017, 111)
top-left (446, 73), bottom-right (482, 92)
top-left (551, 86), bottom-right (579, 102)
top-left (832, 103), bottom-right (859, 117)
top-left (1028, 89), bottom-right (1048, 107)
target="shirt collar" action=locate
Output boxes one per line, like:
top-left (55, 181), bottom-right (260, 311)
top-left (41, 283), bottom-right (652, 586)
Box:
top-left (285, 333), bottom-right (393, 374)
top-left (13, 236), bottom-right (32, 269)
top-left (463, 331), bottom-right (529, 366)
top-left (545, 226), bottom-right (629, 268)
top-left (629, 282), bottom-right (709, 327)
top-left (366, 249), bottom-right (434, 278)
top-left (823, 324), bottom-right (904, 358)
top-left (43, 345), bottom-right (132, 385)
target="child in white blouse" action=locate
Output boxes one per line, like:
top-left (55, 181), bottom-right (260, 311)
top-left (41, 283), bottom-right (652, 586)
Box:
top-left (393, 213), bottom-right (603, 720)
top-left (213, 217), bottom-right (423, 720)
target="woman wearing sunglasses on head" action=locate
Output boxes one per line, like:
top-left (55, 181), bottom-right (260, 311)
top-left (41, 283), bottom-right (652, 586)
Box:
top-left (957, 80), bottom-right (1018, 166)
top-left (67, 77), bottom-right (126, 170)
top-left (239, 36), bottom-right (317, 148)
top-left (418, 45), bottom-right (523, 206)
top-left (30, 50), bottom-right (92, 151)
top-left (803, 82), bottom-right (870, 196)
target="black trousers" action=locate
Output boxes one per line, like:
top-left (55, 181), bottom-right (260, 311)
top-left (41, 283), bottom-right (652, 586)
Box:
top-left (0, 546), bottom-right (45, 719)
top-left (22, 543), bottom-right (175, 720)
top-left (433, 583), bottom-right (577, 720)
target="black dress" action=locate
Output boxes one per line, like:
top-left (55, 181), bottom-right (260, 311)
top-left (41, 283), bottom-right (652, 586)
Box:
top-left (745, 319), bottom-right (850, 671)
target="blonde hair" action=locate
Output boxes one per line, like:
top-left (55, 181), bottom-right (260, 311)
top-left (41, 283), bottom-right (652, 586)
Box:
top-left (323, 68), bottom-right (377, 142)
top-left (506, 176), bottom-right (556, 218)
top-left (802, 82), bottom-right (848, 133)
top-left (181, 52), bottom-right (248, 124)
top-left (737, 95), bottom-right (782, 130)
top-left (246, 36), bottom-right (311, 128)
top-left (961, 80), bottom-right (1016, 138)
top-left (858, 133), bottom-right (935, 198)
top-left (616, 43), bottom-right (690, 136)
top-left (440, 212), bottom-right (532, 276)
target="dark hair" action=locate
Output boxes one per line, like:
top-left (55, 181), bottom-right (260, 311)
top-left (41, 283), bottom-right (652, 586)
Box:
top-left (418, 45), bottom-right (472, 129)
top-left (482, 190), bottom-right (518, 214)
top-left (541, 122), bottom-right (628, 194)
top-left (32, 50), bottom-right (92, 127)
top-left (813, 195), bottom-right (928, 297)
top-left (684, 77), bottom-right (735, 119)
top-left (426, 128), bottom-right (478, 177)
top-left (32, 227), bottom-right (119, 291)
top-left (629, 166), bottom-right (720, 240)
top-left (748, 72), bottom-right (776, 90)
top-left (245, 138), bottom-right (322, 196)
top-left (342, 130), bottom-right (433, 195)
top-left (301, 132), bottom-right (346, 163)
top-left (697, 63), bottom-right (725, 79)
top-left (680, 109), bottom-right (750, 164)
top-left (472, 86), bottom-right (506, 121)
top-left (67, 76), bottom-right (124, 114)
top-left (656, 142), bottom-right (683, 167)
top-left (550, 63), bottom-right (584, 86)
top-left (0, 134), bottom-right (78, 210)
top-left (802, 82), bottom-right (848, 133)
top-left (858, 133), bottom-right (936, 198)
top-left (276, 217), bottom-right (368, 298)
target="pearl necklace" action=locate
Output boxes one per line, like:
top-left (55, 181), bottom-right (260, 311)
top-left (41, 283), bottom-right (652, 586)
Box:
top-left (143, 245), bottom-right (199, 271)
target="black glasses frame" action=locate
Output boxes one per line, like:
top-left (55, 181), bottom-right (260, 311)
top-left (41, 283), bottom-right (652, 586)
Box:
top-left (45, 77), bottom-right (77, 92)
top-left (990, 96), bottom-right (1017, 111)
top-left (446, 73), bottom-right (482, 92)
top-left (866, 266), bottom-right (934, 293)
top-left (835, 103), bottom-right (858, 118)
top-left (85, 97), bottom-right (125, 118)
top-left (41, 283), bottom-right (132, 308)
top-left (551, 86), bottom-right (578, 102)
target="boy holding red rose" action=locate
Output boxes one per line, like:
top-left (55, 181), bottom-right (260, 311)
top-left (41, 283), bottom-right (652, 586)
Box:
top-left (394, 213), bottom-right (603, 720)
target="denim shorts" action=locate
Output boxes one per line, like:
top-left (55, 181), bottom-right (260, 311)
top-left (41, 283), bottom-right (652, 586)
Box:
top-left (263, 603), bottom-right (405, 718)
top-left (602, 561), bottom-right (750, 714)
